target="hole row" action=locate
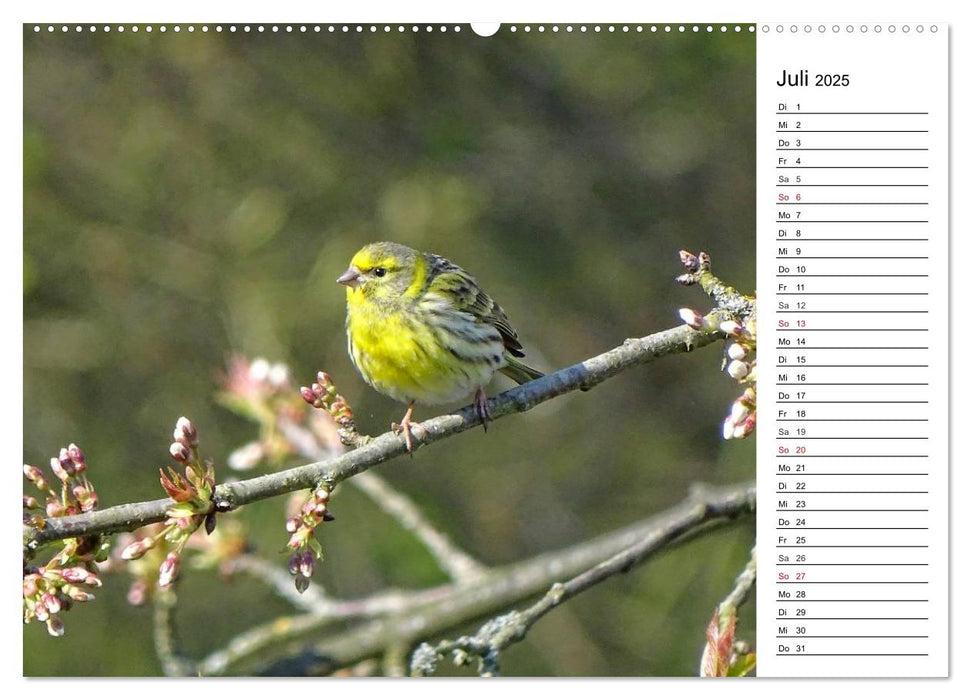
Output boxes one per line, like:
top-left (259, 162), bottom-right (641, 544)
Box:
top-left (761, 24), bottom-right (939, 34)
top-left (31, 24), bottom-right (758, 35)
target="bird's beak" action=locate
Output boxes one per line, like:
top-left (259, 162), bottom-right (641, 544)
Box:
top-left (337, 266), bottom-right (362, 288)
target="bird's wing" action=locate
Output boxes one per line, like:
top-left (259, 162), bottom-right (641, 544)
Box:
top-left (423, 254), bottom-right (526, 358)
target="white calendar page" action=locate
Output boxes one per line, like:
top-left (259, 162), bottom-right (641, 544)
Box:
top-left (11, 0), bottom-right (964, 688)
top-left (755, 24), bottom-right (949, 677)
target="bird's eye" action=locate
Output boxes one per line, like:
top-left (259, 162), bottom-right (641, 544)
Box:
top-left (373, 267), bottom-right (387, 277)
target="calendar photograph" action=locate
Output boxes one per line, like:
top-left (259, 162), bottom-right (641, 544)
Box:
top-left (23, 23), bottom-right (758, 676)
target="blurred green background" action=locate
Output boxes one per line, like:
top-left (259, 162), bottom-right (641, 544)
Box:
top-left (23, 24), bottom-right (755, 676)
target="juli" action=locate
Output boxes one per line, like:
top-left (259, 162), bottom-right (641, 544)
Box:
top-left (777, 69), bottom-right (809, 87)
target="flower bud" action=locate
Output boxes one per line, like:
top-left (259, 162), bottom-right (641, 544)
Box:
top-left (121, 537), bottom-right (155, 560)
top-left (288, 552), bottom-right (302, 575)
top-left (299, 551), bottom-right (315, 579)
top-left (23, 464), bottom-right (49, 491)
top-left (169, 442), bottom-right (190, 463)
top-left (719, 320), bottom-right (743, 337)
top-left (727, 360), bottom-right (749, 380)
top-left (67, 443), bottom-right (86, 465)
top-left (64, 585), bottom-right (95, 603)
top-left (158, 552), bottom-right (180, 588)
top-left (45, 616), bottom-right (65, 637)
top-left (42, 592), bottom-right (62, 614)
top-left (679, 308), bottom-right (704, 329)
top-left (46, 500), bottom-right (67, 518)
top-left (285, 517), bottom-right (301, 533)
top-left (175, 416), bottom-right (198, 447)
top-left (727, 343), bottom-right (748, 361)
top-left (23, 495), bottom-right (38, 509)
top-left (722, 416), bottom-right (736, 440)
top-left (300, 386), bottom-right (318, 405)
top-left (50, 456), bottom-right (71, 481)
top-left (733, 413), bottom-right (757, 439)
top-left (730, 398), bottom-right (751, 424)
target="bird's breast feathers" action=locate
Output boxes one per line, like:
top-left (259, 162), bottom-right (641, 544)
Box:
top-left (345, 298), bottom-right (499, 405)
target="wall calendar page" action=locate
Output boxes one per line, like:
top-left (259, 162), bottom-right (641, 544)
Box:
top-left (19, 11), bottom-right (952, 684)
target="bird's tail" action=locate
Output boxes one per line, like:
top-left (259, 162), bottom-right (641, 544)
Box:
top-left (500, 356), bottom-right (545, 385)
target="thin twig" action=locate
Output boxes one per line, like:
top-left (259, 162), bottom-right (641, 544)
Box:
top-left (197, 481), bottom-right (754, 676)
top-left (281, 418), bottom-right (487, 582)
top-left (410, 482), bottom-right (756, 675)
top-left (25, 321), bottom-right (725, 548)
top-left (719, 545), bottom-right (757, 614)
top-left (152, 589), bottom-right (194, 677)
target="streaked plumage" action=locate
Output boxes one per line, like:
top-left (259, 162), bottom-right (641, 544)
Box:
top-left (337, 241), bottom-right (543, 451)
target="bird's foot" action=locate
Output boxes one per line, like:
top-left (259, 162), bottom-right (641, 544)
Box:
top-left (392, 404), bottom-right (417, 455)
top-left (474, 387), bottom-right (492, 433)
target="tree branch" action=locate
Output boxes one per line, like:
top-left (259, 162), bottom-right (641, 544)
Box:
top-left (25, 321), bottom-right (725, 549)
top-left (410, 482), bottom-right (756, 675)
top-left (197, 481), bottom-right (755, 676)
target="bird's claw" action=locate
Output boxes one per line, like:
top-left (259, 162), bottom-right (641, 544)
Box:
top-left (474, 387), bottom-right (492, 433)
top-left (393, 404), bottom-right (416, 455)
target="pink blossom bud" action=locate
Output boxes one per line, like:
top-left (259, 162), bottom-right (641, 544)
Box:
top-left (732, 413), bottom-right (757, 439)
top-left (679, 308), bottom-right (704, 330)
top-left (313, 502), bottom-right (328, 517)
top-left (299, 551), bottom-right (314, 579)
top-left (58, 447), bottom-right (76, 473)
top-left (34, 601), bottom-right (50, 621)
top-left (169, 442), bottom-right (190, 463)
top-left (727, 343), bottom-right (748, 361)
top-left (23, 495), bottom-right (38, 509)
top-left (158, 552), bottom-right (180, 588)
top-left (45, 616), bottom-right (65, 637)
top-left (719, 320), bottom-right (743, 337)
top-left (313, 488), bottom-right (330, 504)
top-left (42, 593), bottom-right (62, 614)
top-left (299, 386), bottom-right (318, 405)
top-left (722, 416), bottom-right (736, 440)
top-left (23, 576), bottom-right (39, 597)
top-left (64, 585), bottom-right (95, 602)
top-left (67, 443), bottom-right (86, 465)
top-left (311, 382), bottom-right (326, 399)
top-left (175, 416), bottom-right (198, 447)
top-left (730, 398), bottom-right (751, 424)
top-left (23, 464), bottom-right (49, 491)
top-left (288, 552), bottom-right (302, 575)
top-left (50, 456), bottom-right (71, 482)
top-left (60, 567), bottom-right (90, 584)
top-left (674, 274), bottom-right (695, 286)
top-left (285, 517), bottom-right (300, 533)
top-left (726, 360), bottom-right (749, 380)
top-left (121, 537), bottom-right (155, 560)
top-left (46, 500), bottom-right (67, 518)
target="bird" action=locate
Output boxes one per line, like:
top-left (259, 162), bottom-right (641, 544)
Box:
top-left (337, 241), bottom-right (544, 452)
